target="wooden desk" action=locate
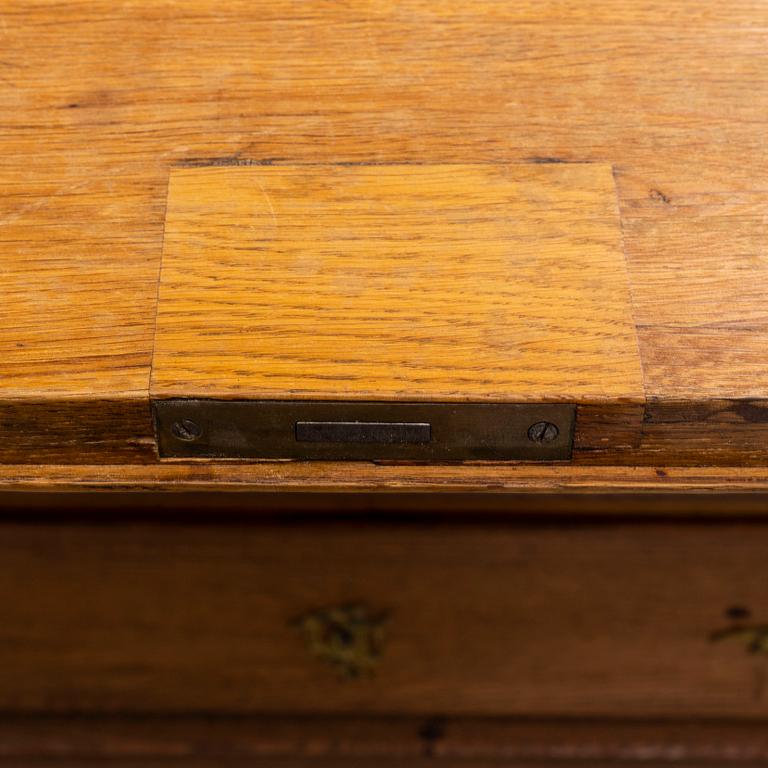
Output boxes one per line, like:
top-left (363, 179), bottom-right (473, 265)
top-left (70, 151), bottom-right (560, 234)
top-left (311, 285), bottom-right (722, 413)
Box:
top-left (2, 1), bottom-right (768, 764)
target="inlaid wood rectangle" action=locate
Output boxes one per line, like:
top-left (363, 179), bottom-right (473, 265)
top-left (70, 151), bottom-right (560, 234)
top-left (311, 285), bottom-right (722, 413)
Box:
top-left (152, 164), bottom-right (643, 458)
top-left (152, 164), bottom-right (641, 404)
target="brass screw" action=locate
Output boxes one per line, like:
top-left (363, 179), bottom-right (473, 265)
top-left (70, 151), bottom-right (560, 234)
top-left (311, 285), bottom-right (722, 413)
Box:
top-left (528, 421), bottom-right (559, 444)
top-left (171, 418), bottom-right (202, 441)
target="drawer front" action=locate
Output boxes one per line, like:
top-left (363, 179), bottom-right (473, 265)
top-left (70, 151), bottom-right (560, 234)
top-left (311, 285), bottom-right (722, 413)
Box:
top-left (1, 522), bottom-right (767, 716)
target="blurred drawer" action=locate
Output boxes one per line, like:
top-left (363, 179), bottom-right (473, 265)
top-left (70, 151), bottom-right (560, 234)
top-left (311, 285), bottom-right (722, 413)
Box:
top-left (1, 521), bottom-right (767, 716)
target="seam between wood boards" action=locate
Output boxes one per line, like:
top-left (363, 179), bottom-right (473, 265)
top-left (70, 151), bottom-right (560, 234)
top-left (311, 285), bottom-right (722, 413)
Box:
top-left (611, 164), bottom-right (648, 409)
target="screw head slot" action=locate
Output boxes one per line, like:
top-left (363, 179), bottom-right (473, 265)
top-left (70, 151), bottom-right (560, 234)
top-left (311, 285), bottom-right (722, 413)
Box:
top-left (527, 421), bottom-right (559, 444)
top-left (171, 418), bottom-right (202, 442)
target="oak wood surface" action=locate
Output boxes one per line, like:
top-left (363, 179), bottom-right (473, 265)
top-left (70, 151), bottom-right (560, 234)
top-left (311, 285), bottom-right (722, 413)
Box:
top-left (154, 163), bottom-right (641, 406)
top-left (4, 462), bottom-right (768, 495)
top-left (1, 0), bottom-right (767, 472)
top-left (2, 521), bottom-right (768, 716)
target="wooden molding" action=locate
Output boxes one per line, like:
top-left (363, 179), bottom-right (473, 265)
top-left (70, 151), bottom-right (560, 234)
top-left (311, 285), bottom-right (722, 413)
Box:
top-left (0, 715), bottom-right (766, 764)
top-left (4, 463), bottom-right (768, 494)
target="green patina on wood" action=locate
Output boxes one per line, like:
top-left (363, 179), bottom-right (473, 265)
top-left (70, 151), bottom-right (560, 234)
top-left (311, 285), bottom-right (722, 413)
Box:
top-left (292, 603), bottom-right (388, 679)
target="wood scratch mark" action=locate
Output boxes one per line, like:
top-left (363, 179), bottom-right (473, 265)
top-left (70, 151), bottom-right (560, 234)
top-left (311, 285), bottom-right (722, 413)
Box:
top-left (253, 175), bottom-right (278, 230)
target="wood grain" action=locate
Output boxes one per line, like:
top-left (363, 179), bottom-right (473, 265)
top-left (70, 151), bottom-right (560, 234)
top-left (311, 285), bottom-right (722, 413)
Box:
top-left (5, 462), bottom-right (768, 494)
top-left (153, 164), bottom-right (642, 410)
top-left (0, 399), bottom-right (155, 464)
top-left (2, 522), bottom-right (768, 716)
top-left (1, 0), bottom-right (767, 467)
top-left (1, 714), bottom-right (768, 765)
top-left (5, 489), bottom-right (768, 516)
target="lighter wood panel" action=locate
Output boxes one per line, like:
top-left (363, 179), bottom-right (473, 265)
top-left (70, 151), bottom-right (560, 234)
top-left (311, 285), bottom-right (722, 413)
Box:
top-left (152, 164), bottom-right (642, 405)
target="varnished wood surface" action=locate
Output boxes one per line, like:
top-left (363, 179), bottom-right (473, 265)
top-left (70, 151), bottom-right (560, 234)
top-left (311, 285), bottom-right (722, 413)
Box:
top-left (4, 462), bottom-right (768, 494)
top-left (2, 715), bottom-right (768, 766)
top-left (1, 0), bottom-right (767, 472)
top-left (3, 521), bottom-right (768, 716)
top-left (5, 490), bottom-right (768, 517)
top-left (154, 164), bottom-right (641, 406)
